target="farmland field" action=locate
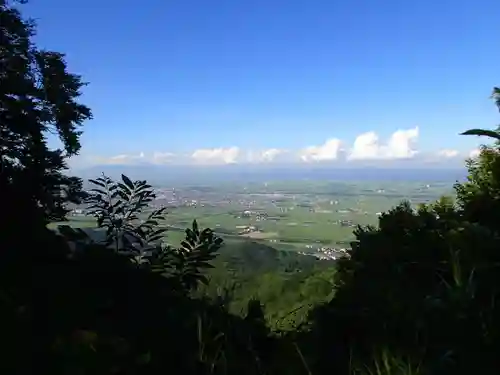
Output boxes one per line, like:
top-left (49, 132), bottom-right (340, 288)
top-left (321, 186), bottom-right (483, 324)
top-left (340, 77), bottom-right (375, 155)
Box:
top-left (52, 179), bottom-right (455, 254)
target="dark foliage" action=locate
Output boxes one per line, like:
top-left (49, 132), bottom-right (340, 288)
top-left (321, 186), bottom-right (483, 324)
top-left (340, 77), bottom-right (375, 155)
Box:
top-left (304, 145), bottom-right (500, 374)
top-left (0, 0), bottom-right (91, 225)
top-left (4, 1), bottom-right (500, 374)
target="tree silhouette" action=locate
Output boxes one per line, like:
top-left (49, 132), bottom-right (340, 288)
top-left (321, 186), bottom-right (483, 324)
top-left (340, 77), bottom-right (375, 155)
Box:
top-left (76, 173), bottom-right (223, 291)
top-left (305, 89), bottom-right (500, 375)
top-left (1, 2), bottom-right (92, 372)
top-left (5, 2), bottom-right (500, 374)
top-left (0, 0), bottom-right (92, 226)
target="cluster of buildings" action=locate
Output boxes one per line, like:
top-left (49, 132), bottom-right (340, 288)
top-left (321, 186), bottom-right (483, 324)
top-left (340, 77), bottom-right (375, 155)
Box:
top-left (238, 210), bottom-right (269, 221)
top-left (299, 247), bottom-right (350, 261)
top-left (70, 208), bottom-right (87, 217)
top-left (235, 225), bottom-right (260, 235)
top-left (338, 219), bottom-right (355, 227)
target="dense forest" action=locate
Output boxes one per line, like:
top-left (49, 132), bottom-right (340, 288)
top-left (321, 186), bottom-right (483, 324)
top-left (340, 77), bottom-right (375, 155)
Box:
top-left (196, 242), bottom-right (336, 330)
top-left (2, 1), bottom-right (500, 374)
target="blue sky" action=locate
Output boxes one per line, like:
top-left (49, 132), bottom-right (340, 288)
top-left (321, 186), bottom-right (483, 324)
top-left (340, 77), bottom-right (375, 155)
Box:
top-left (24, 0), bottom-right (499, 167)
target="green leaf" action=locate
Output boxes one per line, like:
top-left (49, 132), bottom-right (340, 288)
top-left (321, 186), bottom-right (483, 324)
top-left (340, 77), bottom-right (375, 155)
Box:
top-left (136, 351), bottom-right (151, 365)
top-left (121, 174), bottom-right (135, 190)
top-left (460, 128), bottom-right (500, 140)
top-left (117, 189), bottom-right (129, 200)
top-left (88, 178), bottom-right (106, 188)
top-left (492, 87), bottom-right (500, 111)
top-left (89, 188), bottom-right (106, 195)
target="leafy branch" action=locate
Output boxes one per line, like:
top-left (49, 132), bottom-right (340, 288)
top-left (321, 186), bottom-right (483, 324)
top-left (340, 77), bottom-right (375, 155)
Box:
top-left (62, 173), bottom-right (225, 291)
top-left (460, 87), bottom-right (500, 142)
top-left (149, 220), bottom-right (223, 290)
top-left (85, 174), bottom-right (166, 261)
top-left (461, 129), bottom-right (500, 141)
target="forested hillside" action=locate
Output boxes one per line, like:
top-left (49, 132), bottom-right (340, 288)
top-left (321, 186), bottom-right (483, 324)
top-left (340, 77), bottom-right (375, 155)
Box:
top-left (2, 1), bottom-right (500, 374)
top-left (196, 241), bottom-right (336, 329)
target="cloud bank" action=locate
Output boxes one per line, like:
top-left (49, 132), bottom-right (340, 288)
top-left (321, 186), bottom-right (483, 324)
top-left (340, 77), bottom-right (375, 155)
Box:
top-left (191, 147), bottom-right (240, 165)
top-left (84, 126), bottom-right (480, 167)
top-left (348, 127), bottom-right (419, 160)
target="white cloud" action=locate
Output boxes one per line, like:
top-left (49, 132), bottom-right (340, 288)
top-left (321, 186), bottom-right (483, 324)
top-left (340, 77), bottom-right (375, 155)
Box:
top-left (191, 147), bottom-right (240, 164)
top-left (299, 138), bottom-right (342, 162)
top-left (81, 126), bottom-right (479, 168)
top-left (94, 152), bottom-right (146, 165)
top-left (348, 127), bottom-right (419, 160)
top-left (152, 152), bottom-right (176, 164)
top-left (469, 148), bottom-right (481, 158)
top-left (437, 149), bottom-right (459, 158)
top-left (247, 148), bottom-right (286, 163)
top-left (259, 148), bottom-right (284, 162)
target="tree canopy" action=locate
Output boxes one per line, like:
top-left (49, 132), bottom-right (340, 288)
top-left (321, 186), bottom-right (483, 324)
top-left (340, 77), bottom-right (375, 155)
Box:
top-left (2, 1), bottom-right (500, 374)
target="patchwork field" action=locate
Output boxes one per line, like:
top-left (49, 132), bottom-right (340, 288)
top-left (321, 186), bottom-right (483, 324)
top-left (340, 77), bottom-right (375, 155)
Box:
top-left (52, 179), bottom-right (454, 253)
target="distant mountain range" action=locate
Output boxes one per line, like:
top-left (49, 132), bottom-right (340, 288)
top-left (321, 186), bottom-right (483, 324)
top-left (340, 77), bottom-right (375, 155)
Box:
top-left (73, 163), bottom-right (468, 186)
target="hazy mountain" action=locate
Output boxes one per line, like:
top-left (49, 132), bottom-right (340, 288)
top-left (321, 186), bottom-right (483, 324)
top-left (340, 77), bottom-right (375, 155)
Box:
top-left (74, 163), bottom-right (467, 186)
